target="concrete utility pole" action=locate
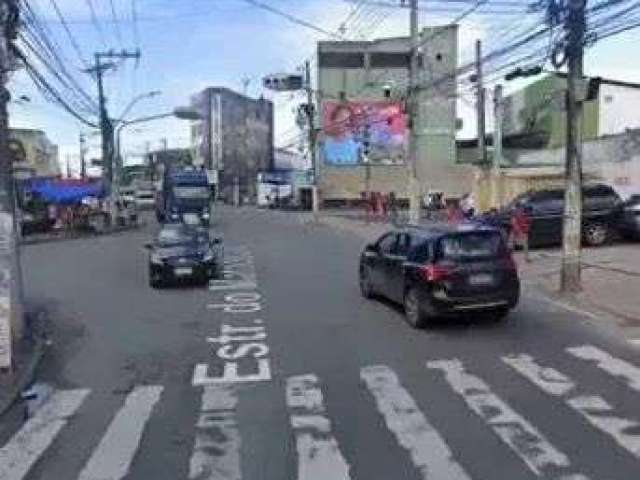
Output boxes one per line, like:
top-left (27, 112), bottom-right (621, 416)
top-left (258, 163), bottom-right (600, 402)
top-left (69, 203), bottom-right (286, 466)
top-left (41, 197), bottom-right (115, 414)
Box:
top-left (304, 60), bottom-right (319, 213)
top-left (79, 133), bottom-right (87, 178)
top-left (86, 49), bottom-right (140, 208)
top-left (492, 84), bottom-right (504, 208)
top-left (561, 0), bottom-right (587, 293)
top-left (475, 40), bottom-right (487, 165)
top-left (407, 0), bottom-right (421, 224)
top-left (0, 0), bottom-right (23, 370)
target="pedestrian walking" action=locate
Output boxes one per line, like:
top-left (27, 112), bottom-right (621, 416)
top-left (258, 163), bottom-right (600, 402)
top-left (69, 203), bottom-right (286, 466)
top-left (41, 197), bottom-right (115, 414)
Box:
top-left (446, 201), bottom-right (464, 224)
top-left (510, 205), bottom-right (532, 262)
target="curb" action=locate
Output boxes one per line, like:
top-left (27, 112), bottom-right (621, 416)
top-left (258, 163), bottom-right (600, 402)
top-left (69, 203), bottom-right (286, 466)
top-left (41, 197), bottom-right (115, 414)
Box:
top-left (0, 334), bottom-right (47, 419)
top-left (20, 222), bottom-right (145, 246)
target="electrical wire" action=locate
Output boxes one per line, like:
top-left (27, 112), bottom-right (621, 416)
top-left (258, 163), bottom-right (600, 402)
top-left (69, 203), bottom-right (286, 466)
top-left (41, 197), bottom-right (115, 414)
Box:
top-left (11, 44), bottom-right (99, 128)
top-left (85, 0), bottom-right (108, 46)
top-left (109, 0), bottom-right (123, 45)
top-left (48, 0), bottom-right (91, 70)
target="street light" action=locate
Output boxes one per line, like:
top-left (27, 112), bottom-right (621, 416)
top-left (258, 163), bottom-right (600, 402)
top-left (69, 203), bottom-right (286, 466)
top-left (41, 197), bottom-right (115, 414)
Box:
top-left (115, 106), bottom-right (202, 182)
top-left (117, 90), bottom-right (162, 123)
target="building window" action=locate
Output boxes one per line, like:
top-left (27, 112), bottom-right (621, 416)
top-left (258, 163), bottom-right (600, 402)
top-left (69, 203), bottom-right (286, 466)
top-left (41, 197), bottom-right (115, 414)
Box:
top-left (604, 94), bottom-right (614, 103)
top-left (369, 52), bottom-right (424, 68)
top-left (318, 52), bottom-right (365, 68)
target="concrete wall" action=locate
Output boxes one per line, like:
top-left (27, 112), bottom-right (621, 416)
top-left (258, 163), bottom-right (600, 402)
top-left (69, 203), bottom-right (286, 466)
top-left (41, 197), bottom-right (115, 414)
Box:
top-left (599, 84), bottom-right (640, 136)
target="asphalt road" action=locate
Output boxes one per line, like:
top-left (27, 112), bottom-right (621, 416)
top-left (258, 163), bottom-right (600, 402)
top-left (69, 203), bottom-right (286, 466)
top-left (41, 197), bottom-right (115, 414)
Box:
top-left (1, 205), bottom-right (640, 480)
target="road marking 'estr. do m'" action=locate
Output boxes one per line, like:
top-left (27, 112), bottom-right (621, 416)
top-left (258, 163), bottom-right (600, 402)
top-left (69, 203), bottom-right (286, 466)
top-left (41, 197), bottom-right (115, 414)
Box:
top-left (192, 249), bottom-right (272, 386)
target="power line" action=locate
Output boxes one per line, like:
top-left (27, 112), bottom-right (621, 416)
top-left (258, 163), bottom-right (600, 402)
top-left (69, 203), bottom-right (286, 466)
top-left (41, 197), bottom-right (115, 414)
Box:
top-left (48, 0), bottom-right (91, 70)
top-left (11, 45), bottom-right (99, 128)
top-left (242, 0), bottom-right (345, 39)
top-left (109, 0), bottom-right (123, 45)
top-left (20, 2), bottom-right (99, 112)
top-left (85, 0), bottom-right (108, 46)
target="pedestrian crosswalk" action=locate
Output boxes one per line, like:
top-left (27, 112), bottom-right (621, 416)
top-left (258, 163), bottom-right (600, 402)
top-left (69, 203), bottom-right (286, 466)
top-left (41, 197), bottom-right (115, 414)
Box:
top-left (1, 344), bottom-right (640, 480)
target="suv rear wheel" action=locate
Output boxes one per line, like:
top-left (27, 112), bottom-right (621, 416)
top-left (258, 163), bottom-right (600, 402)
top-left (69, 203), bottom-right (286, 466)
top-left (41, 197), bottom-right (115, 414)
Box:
top-left (404, 287), bottom-right (428, 329)
top-left (359, 266), bottom-right (374, 299)
top-left (583, 222), bottom-right (609, 246)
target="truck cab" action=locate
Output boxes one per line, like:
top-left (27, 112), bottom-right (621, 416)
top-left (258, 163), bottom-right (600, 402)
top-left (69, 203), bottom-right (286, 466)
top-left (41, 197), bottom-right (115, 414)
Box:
top-left (156, 167), bottom-right (212, 226)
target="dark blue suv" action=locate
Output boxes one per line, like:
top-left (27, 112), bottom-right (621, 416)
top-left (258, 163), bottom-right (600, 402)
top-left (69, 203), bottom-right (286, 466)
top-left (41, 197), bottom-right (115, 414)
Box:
top-left (359, 224), bottom-right (520, 328)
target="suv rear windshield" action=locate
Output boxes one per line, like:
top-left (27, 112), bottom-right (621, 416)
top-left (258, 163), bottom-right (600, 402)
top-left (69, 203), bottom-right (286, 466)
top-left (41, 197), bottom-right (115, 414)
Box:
top-left (438, 232), bottom-right (504, 260)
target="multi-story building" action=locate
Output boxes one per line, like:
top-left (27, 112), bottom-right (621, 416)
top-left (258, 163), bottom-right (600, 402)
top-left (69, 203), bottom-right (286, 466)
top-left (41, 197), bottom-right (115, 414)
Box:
top-left (503, 73), bottom-right (640, 148)
top-left (316, 26), bottom-right (468, 205)
top-left (9, 128), bottom-right (60, 179)
top-left (191, 87), bottom-right (274, 202)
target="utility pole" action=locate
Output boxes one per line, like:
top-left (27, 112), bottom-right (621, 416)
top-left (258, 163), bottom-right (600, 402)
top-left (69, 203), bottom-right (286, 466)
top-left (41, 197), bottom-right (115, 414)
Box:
top-left (475, 40), bottom-right (487, 165)
top-left (492, 84), bottom-right (504, 208)
top-left (86, 49), bottom-right (140, 220)
top-left (304, 59), bottom-right (318, 213)
top-left (0, 0), bottom-right (23, 370)
top-left (561, 0), bottom-right (586, 293)
top-left (407, 0), bottom-right (421, 224)
top-left (79, 133), bottom-right (87, 178)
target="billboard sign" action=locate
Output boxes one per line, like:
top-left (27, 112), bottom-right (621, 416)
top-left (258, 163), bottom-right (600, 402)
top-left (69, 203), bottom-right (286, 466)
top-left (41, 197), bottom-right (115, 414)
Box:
top-left (322, 101), bottom-right (408, 166)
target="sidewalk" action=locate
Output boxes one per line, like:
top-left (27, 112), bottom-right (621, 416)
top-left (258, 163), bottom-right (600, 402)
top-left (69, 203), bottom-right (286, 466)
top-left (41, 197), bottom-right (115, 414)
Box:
top-left (0, 308), bottom-right (48, 417)
top-left (317, 210), bottom-right (640, 341)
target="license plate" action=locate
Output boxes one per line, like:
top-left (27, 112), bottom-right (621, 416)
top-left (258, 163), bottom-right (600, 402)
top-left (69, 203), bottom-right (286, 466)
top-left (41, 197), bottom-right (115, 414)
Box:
top-left (469, 273), bottom-right (494, 286)
top-left (174, 267), bottom-right (193, 276)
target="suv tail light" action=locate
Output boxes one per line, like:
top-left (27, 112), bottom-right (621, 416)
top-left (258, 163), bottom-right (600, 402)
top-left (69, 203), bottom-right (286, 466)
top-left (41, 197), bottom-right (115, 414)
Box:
top-left (419, 264), bottom-right (454, 282)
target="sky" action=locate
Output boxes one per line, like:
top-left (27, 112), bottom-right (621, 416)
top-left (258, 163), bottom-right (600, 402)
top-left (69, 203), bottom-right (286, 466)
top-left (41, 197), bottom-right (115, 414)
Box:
top-left (8, 0), bottom-right (640, 175)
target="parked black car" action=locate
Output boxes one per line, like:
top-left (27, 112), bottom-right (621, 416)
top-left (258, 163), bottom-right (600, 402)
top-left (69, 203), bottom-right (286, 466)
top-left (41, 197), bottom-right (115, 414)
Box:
top-left (359, 224), bottom-right (520, 328)
top-left (480, 184), bottom-right (624, 247)
top-left (145, 224), bottom-right (223, 288)
top-left (619, 194), bottom-right (640, 240)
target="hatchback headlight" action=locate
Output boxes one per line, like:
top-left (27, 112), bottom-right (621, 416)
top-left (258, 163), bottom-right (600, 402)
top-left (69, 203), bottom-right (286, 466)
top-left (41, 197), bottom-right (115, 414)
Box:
top-left (202, 250), bottom-right (216, 262)
top-left (150, 253), bottom-right (164, 265)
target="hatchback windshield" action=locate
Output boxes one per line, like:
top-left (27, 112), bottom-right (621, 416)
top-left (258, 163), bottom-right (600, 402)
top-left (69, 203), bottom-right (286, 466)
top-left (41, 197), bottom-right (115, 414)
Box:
top-left (173, 186), bottom-right (209, 199)
top-left (157, 226), bottom-right (207, 246)
top-left (439, 232), bottom-right (504, 259)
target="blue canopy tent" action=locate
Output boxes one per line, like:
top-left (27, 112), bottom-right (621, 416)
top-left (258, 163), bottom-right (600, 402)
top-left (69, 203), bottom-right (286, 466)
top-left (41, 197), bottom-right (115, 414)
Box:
top-left (26, 179), bottom-right (106, 205)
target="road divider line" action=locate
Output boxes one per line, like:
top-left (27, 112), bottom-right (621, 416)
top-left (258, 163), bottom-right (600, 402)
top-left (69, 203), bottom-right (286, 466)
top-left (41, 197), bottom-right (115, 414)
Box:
top-left (77, 385), bottom-right (163, 480)
top-left (0, 388), bottom-right (90, 480)
top-left (189, 385), bottom-right (241, 480)
top-left (503, 354), bottom-right (640, 459)
top-left (566, 345), bottom-right (640, 392)
top-left (360, 365), bottom-right (471, 480)
top-left (286, 374), bottom-right (351, 480)
top-left (427, 359), bottom-right (590, 480)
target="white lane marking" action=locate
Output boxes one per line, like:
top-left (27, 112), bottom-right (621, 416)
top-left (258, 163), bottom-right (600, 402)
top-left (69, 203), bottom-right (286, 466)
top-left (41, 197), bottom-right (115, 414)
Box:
top-left (427, 359), bottom-right (590, 480)
top-left (360, 365), bottom-right (471, 480)
top-left (188, 386), bottom-right (241, 480)
top-left (286, 374), bottom-right (351, 480)
top-left (567, 345), bottom-right (640, 392)
top-left (502, 354), bottom-right (577, 397)
top-left (504, 354), bottom-right (640, 458)
top-left (77, 385), bottom-right (163, 480)
top-left (0, 389), bottom-right (90, 480)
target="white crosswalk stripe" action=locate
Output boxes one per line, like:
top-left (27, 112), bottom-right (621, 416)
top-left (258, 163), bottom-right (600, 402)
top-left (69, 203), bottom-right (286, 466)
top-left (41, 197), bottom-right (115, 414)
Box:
top-left (77, 385), bottom-right (163, 480)
top-left (360, 365), bottom-right (472, 480)
top-left (286, 374), bottom-right (351, 480)
top-left (503, 353), bottom-right (640, 459)
top-left (567, 345), bottom-right (640, 392)
top-left (188, 385), bottom-right (241, 480)
top-left (427, 359), bottom-right (590, 480)
top-left (0, 388), bottom-right (90, 480)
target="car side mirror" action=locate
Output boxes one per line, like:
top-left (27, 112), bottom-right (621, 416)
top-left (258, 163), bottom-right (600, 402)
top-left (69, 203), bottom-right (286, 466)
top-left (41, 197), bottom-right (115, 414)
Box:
top-left (143, 242), bottom-right (153, 250)
top-left (210, 237), bottom-right (222, 246)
